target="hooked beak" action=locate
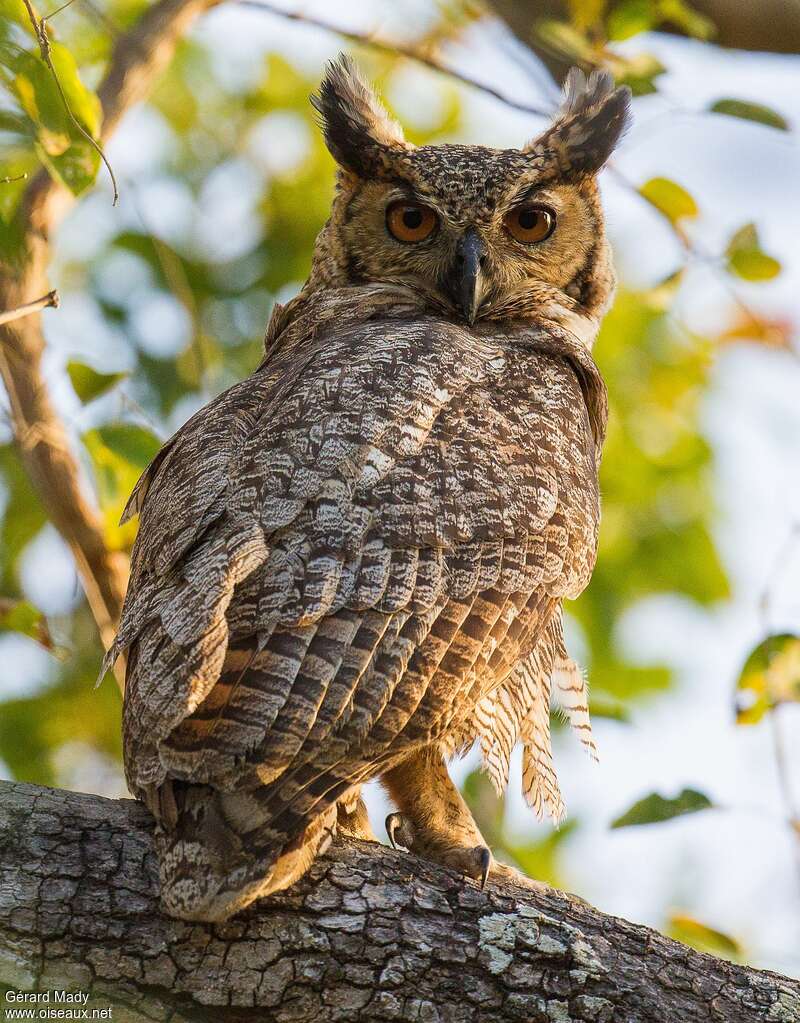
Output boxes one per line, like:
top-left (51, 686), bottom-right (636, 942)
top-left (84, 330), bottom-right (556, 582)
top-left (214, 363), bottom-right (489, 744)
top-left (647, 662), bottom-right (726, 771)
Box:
top-left (447, 228), bottom-right (486, 325)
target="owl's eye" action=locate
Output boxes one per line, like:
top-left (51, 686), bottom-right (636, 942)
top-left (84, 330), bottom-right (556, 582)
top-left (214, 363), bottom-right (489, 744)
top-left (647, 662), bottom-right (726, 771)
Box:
top-left (386, 202), bottom-right (438, 243)
top-left (504, 205), bottom-right (556, 244)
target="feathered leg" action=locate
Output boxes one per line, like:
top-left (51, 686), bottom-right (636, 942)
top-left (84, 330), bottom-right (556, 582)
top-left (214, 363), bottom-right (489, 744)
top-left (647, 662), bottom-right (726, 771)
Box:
top-left (336, 786), bottom-right (376, 841)
top-left (380, 747), bottom-right (549, 892)
top-left (381, 746), bottom-right (492, 884)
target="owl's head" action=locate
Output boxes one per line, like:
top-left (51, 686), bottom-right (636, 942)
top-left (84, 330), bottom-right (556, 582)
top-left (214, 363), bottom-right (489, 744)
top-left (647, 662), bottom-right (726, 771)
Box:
top-left (309, 57), bottom-right (631, 344)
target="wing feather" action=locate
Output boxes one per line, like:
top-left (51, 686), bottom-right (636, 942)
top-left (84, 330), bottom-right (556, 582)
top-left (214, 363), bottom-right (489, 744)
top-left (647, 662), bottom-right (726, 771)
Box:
top-left (117, 296), bottom-right (606, 846)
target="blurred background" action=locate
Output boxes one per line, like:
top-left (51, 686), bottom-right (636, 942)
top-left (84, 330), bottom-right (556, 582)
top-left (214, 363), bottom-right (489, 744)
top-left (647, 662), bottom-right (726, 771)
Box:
top-left (1, 0), bottom-right (799, 978)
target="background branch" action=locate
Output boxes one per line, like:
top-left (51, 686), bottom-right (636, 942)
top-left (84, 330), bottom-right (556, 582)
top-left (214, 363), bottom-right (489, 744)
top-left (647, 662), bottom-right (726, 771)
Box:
top-left (0, 0), bottom-right (221, 665)
top-left (0, 290), bottom-right (59, 327)
top-left (489, 0), bottom-right (800, 83)
top-left (1, 780), bottom-right (798, 1022)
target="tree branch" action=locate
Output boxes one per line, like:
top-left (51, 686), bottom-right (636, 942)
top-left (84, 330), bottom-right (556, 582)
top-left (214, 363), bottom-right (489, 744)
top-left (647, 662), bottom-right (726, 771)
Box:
top-left (489, 0), bottom-right (800, 84)
top-left (0, 780), bottom-right (797, 1022)
top-left (236, 0), bottom-right (551, 117)
top-left (0, 290), bottom-right (59, 327)
top-left (0, 0), bottom-right (221, 665)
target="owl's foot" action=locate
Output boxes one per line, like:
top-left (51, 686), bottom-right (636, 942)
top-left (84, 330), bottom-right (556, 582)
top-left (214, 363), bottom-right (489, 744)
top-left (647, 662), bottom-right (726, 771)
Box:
top-left (385, 815), bottom-right (550, 894)
top-left (385, 811), bottom-right (491, 887)
top-left (336, 790), bottom-right (376, 842)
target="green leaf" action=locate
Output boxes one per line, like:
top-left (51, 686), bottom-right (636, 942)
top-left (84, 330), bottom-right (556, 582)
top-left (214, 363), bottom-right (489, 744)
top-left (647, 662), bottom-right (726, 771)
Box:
top-left (504, 820), bottom-right (579, 889)
top-left (725, 222), bottom-right (781, 282)
top-left (668, 913), bottom-right (743, 962)
top-left (2, 38), bottom-right (101, 195)
top-left (565, 0), bottom-right (607, 31)
top-left (0, 445), bottom-right (47, 589)
top-left (608, 0), bottom-right (655, 41)
top-left (0, 596), bottom-right (54, 650)
top-left (611, 52), bottom-right (666, 96)
top-left (534, 19), bottom-right (595, 61)
top-left (611, 787), bottom-right (712, 828)
top-left (66, 360), bottom-right (126, 403)
top-left (587, 693), bottom-right (631, 722)
top-left (638, 177), bottom-right (698, 223)
top-left (710, 99), bottom-right (788, 131)
top-left (0, 0), bottom-right (37, 42)
top-left (89, 423), bottom-right (161, 470)
top-left (82, 424), bottom-right (162, 548)
top-left (735, 633), bottom-right (800, 724)
top-left (657, 0), bottom-right (715, 40)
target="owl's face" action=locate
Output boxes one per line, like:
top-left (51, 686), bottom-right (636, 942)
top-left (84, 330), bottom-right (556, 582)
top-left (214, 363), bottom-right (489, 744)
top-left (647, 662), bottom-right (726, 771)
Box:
top-left (310, 59), bottom-right (630, 341)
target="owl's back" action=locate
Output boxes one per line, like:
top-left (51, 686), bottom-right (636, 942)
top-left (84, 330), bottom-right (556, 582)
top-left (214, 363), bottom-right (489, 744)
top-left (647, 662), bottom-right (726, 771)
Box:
top-left (112, 287), bottom-right (606, 916)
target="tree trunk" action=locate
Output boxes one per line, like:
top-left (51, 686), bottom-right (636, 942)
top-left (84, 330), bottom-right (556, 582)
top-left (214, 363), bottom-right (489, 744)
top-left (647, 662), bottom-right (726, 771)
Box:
top-left (0, 781), bottom-right (797, 1022)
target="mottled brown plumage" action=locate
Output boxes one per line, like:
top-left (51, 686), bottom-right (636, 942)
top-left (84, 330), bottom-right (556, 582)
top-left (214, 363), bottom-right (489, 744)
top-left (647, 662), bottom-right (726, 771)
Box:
top-left (109, 58), bottom-right (630, 920)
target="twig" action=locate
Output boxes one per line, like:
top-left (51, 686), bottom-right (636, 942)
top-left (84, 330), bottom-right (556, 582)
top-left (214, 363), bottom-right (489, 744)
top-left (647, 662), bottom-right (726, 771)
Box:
top-left (44, 0), bottom-right (78, 21)
top-left (0, 0), bottom-right (222, 686)
top-left (758, 521), bottom-right (800, 891)
top-left (234, 0), bottom-right (553, 118)
top-left (0, 289), bottom-right (59, 326)
top-left (21, 0), bottom-right (119, 204)
top-left (0, 173), bottom-right (29, 185)
top-left (245, 1), bottom-right (794, 355)
top-left (769, 706), bottom-right (800, 890)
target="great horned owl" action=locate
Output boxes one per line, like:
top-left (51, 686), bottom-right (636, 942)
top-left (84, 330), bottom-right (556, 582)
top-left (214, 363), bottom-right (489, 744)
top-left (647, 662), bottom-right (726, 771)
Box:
top-left (107, 57), bottom-right (630, 921)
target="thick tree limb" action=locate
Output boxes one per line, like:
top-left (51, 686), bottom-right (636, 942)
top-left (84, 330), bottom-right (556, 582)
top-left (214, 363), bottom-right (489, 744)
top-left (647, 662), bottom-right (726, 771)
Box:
top-left (0, 0), bottom-right (221, 660)
top-left (0, 781), bottom-right (797, 1022)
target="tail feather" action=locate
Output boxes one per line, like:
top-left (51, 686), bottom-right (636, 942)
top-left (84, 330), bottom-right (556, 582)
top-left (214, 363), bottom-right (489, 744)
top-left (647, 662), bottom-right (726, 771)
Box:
top-left (552, 654), bottom-right (598, 762)
top-left (152, 779), bottom-right (336, 922)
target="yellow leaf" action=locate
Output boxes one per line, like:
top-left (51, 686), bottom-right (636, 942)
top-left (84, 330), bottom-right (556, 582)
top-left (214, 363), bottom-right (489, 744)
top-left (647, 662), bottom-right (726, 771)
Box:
top-left (735, 634), bottom-right (800, 724)
top-left (639, 177), bottom-right (698, 223)
top-left (668, 913), bottom-right (743, 961)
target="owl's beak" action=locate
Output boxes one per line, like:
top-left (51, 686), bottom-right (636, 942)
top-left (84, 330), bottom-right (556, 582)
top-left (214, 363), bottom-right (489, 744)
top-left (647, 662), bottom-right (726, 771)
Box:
top-left (449, 228), bottom-right (486, 325)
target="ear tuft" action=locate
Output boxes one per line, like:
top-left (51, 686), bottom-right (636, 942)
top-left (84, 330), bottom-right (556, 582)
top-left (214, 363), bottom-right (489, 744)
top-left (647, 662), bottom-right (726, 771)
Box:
top-left (311, 55), bottom-right (407, 177)
top-left (524, 66), bottom-right (631, 177)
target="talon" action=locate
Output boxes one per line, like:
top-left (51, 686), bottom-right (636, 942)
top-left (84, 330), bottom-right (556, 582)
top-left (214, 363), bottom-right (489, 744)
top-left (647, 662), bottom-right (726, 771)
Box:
top-left (479, 847), bottom-right (491, 890)
top-left (385, 812), bottom-right (402, 849)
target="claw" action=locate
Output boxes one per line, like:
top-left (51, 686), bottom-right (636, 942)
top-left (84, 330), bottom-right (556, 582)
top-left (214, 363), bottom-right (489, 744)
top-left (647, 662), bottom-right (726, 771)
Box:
top-left (479, 847), bottom-right (491, 890)
top-left (385, 812), bottom-right (402, 849)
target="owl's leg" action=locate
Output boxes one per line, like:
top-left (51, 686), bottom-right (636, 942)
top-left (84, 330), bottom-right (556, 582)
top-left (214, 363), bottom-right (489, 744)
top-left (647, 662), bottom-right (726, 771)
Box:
top-left (380, 747), bottom-right (492, 886)
top-left (336, 786), bottom-right (376, 841)
top-left (381, 750), bottom-right (549, 893)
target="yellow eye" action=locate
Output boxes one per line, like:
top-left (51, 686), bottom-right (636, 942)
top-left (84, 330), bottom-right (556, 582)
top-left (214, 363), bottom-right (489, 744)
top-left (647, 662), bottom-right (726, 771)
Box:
top-left (504, 205), bottom-right (556, 244)
top-left (386, 201), bottom-right (438, 243)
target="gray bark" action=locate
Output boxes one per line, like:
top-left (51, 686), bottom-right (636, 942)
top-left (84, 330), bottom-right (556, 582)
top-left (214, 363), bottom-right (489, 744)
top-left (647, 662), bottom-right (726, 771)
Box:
top-left (1, 781), bottom-right (798, 1022)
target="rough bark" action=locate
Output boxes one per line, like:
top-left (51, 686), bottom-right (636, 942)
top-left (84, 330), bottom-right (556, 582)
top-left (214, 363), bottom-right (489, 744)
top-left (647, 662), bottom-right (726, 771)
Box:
top-left (0, 781), bottom-right (797, 1023)
top-left (491, 0), bottom-right (800, 83)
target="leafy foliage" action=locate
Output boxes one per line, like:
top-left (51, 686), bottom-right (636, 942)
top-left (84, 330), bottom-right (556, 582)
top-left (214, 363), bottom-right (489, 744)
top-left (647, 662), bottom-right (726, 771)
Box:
top-left (667, 913), bottom-right (743, 962)
top-left (611, 788), bottom-right (713, 828)
top-left (735, 634), bottom-right (800, 725)
top-left (67, 361), bottom-right (127, 404)
top-left (0, 0), bottom-right (101, 212)
top-left (638, 177), bottom-right (698, 224)
top-left (0, 597), bottom-right (54, 651)
top-left (709, 99), bottom-right (789, 132)
top-left (725, 223), bottom-right (781, 283)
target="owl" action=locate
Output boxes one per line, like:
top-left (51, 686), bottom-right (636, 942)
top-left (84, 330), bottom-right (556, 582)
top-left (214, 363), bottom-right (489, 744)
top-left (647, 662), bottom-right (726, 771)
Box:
top-left (106, 57), bottom-right (630, 922)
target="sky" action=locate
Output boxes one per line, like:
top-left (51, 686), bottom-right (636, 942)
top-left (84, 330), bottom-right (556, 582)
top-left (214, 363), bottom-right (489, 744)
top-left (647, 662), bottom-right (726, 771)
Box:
top-left (1, 0), bottom-right (799, 978)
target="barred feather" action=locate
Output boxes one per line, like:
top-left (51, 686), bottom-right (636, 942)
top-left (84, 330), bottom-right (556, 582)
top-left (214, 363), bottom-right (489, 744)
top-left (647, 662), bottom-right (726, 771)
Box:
top-left (552, 654), bottom-right (597, 761)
